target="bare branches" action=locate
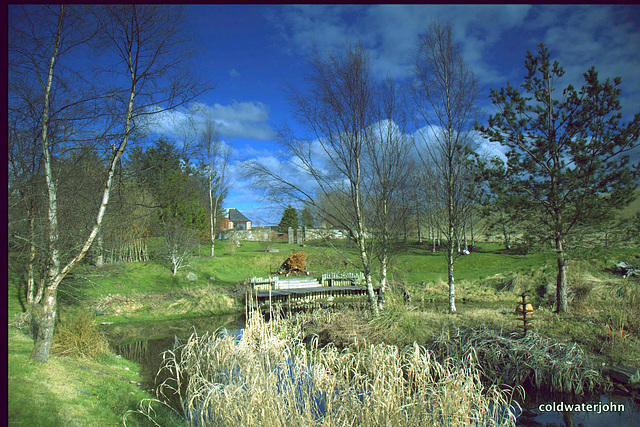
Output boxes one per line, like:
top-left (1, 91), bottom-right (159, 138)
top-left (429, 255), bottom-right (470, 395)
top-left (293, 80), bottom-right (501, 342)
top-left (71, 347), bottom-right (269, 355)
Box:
top-left (8, 4), bottom-right (209, 362)
top-left (244, 44), bottom-right (381, 313)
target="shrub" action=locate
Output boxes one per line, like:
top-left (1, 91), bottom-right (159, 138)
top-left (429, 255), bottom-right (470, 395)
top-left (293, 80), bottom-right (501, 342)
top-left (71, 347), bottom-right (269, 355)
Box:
top-left (427, 327), bottom-right (602, 394)
top-left (279, 252), bottom-right (307, 273)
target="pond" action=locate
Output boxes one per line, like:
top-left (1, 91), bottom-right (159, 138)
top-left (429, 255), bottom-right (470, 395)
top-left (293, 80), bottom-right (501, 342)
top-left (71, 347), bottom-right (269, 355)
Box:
top-left (102, 313), bottom-right (640, 427)
top-left (103, 313), bottom-right (245, 392)
top-left (515, 390), bottom-right (640, 427)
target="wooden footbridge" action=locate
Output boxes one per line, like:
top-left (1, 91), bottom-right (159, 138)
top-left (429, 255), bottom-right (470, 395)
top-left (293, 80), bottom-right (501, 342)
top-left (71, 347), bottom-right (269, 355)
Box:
top-left (246, 272), bottom-right (381, 312)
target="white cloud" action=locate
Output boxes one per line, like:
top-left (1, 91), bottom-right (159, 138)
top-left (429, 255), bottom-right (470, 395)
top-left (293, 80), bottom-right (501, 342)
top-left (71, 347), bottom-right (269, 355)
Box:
top-left (536, 6), bottom-right (640, 108)
top-left (140, 101), bottom-right (274, 141)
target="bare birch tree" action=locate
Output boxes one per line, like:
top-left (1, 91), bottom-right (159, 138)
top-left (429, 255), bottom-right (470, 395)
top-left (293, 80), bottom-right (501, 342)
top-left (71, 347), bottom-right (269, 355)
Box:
top-left (9, 4), bottom-right (207, 362)
top-left (244, 45), bottom-right (381, 313)
top-left (199, 117), bottom-right (231, 257)
top-left (364, 79), bottom-right (411, 300)
top-left (163, 221), bottom-right (196, 276)
top-left (411, 21), bottom-right (479, 313)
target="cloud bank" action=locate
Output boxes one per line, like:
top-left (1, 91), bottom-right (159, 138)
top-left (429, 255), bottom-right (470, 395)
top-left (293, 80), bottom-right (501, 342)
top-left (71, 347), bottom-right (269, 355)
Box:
top-left (270, 4), bottom-right (640, 109)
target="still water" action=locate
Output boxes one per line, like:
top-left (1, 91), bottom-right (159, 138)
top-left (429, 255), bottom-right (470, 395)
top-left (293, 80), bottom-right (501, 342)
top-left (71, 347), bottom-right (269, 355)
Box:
top-left (514, 391), bottom-right (639, 427)
top-left (102, 314), bottom-right (640, 427)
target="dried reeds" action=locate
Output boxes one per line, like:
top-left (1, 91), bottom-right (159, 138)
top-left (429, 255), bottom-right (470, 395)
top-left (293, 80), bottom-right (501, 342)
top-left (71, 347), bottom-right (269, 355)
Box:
top-left (158, 311), bottom-right (517, 427)
top-left (52, 311), bottom-right (110, 359)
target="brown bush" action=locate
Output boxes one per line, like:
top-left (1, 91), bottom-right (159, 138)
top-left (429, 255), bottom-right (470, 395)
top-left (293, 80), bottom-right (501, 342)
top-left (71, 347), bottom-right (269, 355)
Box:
top-left (53, 311), bottom-right (110, 359)
top-left (280, 252), bottom-right (306, 272)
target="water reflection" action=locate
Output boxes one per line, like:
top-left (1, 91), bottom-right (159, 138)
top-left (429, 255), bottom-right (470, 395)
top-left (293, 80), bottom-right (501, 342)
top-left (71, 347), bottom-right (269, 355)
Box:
top-left (515, 391), bottom-right (640, 427)
top-left (105, 313), bottom-right (245, 391)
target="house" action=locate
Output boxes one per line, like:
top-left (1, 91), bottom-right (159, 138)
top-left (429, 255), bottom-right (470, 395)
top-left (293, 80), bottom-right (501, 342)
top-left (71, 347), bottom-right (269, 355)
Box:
top-left (223, 208), bottom-right (252, 230)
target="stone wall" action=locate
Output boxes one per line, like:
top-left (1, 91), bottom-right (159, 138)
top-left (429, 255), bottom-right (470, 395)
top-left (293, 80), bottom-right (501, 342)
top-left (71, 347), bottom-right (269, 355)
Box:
top-left (219, 227), bottom-right (347, 242)
top-left (302, 228), bottom-right (346, 240)
top-left (219, 229), bottom-right (271, 241)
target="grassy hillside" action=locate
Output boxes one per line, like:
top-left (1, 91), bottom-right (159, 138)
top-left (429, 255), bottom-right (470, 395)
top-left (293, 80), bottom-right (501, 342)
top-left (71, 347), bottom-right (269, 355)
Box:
top-left (10, 239), bottom-right (638, 324)
top-left (621, 188), bottom-right (640, 218)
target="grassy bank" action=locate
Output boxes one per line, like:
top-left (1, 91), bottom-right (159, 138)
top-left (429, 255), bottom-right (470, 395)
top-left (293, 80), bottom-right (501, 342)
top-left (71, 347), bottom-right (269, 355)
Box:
top-left (7, 328), bottom-right (184, 426)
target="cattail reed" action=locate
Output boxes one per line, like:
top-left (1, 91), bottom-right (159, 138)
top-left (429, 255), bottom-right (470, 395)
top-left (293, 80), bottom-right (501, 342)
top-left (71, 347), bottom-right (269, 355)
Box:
top-left (158, 311), bottom-right (517, 427)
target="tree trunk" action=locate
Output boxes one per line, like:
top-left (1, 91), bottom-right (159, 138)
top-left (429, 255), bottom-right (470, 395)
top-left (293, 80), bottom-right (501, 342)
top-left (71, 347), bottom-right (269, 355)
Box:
top-left (95, 233), bottom-right (104, 267)
top-left (29, 21), bottom-right (136, 362)
top-left (447, 150), bottom-right (456, 313)
top-left (354, 158), bottom-right (378, 315)
top-left (380, 250), bottom-right (388, 307)
top-left (501, 212), bottom-right (511, 250)
top-left (31, 5), bottom-right (64, 364)
top-left (431, 225), bottom-right (436, 252)
top-left (555, 236), bottom-right (569, 313)
top-left (30, 289), bottom-right (57, 362)
top-left (416, 204), bottom-right (422, 243)
top-left (209, 178), bottom-right (216, 257)
top-left (26, 205), bottom-right (39, 305)
top-left (358, 233), bottom-right (379, 313)
top-left (447, 238), bottom-right (456, 313)
top-left (470, 212), bottom-right (475, 248)
top-left (379, 198), bottom-right (389, 303)
top-left (463, 223), bottom-right (468, 252)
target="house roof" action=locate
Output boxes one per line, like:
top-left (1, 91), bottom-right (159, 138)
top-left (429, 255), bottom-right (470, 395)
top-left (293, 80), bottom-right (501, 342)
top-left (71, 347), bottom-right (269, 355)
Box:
top-left (228, 208), bottom-right (250, 223)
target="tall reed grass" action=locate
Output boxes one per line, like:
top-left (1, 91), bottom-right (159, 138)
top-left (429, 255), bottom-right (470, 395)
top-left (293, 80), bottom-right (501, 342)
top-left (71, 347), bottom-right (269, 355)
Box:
top-left (159, 311), bottom-right (518, 427)
top-left (427, 327), bottom-right (602, 395)
top-left (52, 311), bottom-right (110, 359)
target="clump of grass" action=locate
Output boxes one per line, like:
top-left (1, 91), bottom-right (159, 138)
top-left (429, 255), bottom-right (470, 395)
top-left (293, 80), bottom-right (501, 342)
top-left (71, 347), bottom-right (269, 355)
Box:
top-left (53, 311), bottom-right (110, 359)
top-left (427, 327), bottom-right (602, 395)
top-left (604, 278), bottom-right (640, 339)
top-left (158, 311), bottom-right (518, 427)
top-left (495, 273), bottom-right (534, 294)
top-left (166, 286), bottom-right (235, 314)
top-left (299, 307), bottom-right (387, 349)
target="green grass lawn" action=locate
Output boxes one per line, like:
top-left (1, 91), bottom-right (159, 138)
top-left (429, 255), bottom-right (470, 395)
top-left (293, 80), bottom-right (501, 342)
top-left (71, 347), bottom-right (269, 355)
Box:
top-left (8, 329), bottom-right (184, 427)
top-left (14, 239), bottom-right (636, 324)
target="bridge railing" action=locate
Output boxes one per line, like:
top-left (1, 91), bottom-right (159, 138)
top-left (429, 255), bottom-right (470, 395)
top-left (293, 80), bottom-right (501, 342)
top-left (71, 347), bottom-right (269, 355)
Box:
top-left (321, 272), bottom-right (365, 287)
top-left (250, 272), bottom-right (365, 291)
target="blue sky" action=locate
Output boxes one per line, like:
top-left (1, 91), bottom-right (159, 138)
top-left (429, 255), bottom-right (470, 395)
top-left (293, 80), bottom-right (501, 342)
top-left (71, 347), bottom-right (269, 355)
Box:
top-left (148, 4), bottom-right (640, 226)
